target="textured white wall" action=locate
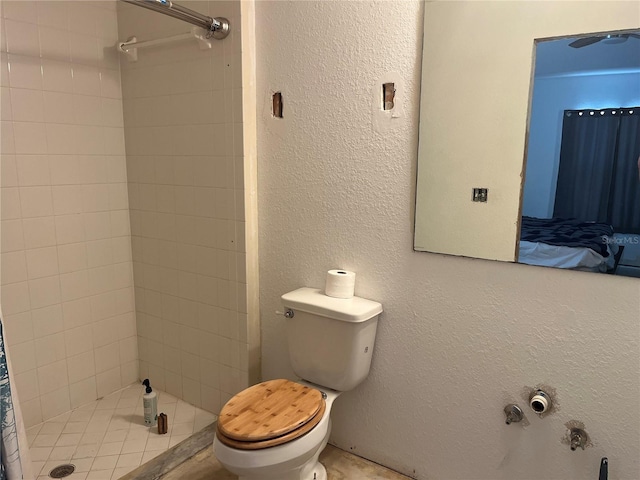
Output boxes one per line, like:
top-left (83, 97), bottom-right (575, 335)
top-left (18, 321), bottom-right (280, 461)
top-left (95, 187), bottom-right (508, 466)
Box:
top-left (256, 1), bottom-right (640, 479)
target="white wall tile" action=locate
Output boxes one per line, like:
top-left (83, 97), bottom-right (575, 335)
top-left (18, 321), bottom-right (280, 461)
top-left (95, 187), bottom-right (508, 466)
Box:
top-left (35, 333), bottom-right (66, 368)
top-left (1, 251), bottom-right (28, 284)
top-left (16, 155), bottom-right (51, 186)
top-left (57, 243), bottom-right (87, 274)
top-left (36, 1), bottom-right (68, 28)
top-left (14, 369), bottom-right (40, 402)
top-left (2, 1), bottom-right (37, 23)
top-left (0, 281), bottom-right (31, 315)
top-left (83, 212), bottom-right (111, 240)
top-left (1, 155), bottom-right (19, 187)
top-left (113, 262), bottom-right (133, 288)
top-left (0, 18), bottom-right (5, 55)
top-left (101, 97), bottom-right (123, 127)
top-left (54, 214), bottom-right (85, 245)
top-left (21, 397), bottom-right (43, 427)
top-left (67, 351), bottom-right (95, 384)
top-left (0, 87), bottom-right (12, 120)
top-left (72, 64), bottom-right (101, 96)
top-left (23, 216), bottom-right (56, 249)
top-left (39, 25), bottom-right (71, 61)
top-left (31, 304), bottom-right (64, 338)
top-left (103, 127), bottom-right (125, 155)
top-left (74, 94), bottom-right (102, 126)
top-left (106, 155), bottom-right (127, 183)
top-left (69, 377), bottom-right (97, 409)
top-left (92, 318), bottom-right (119, 350)
top-left (20, 186), bottom-right (53, 218)
top-left (120, 360), bottom-right (139, 387)
top-left (7, 340), bottom-right (37, 375)
top-left (49, 155), bottom-right (81, 185)
top-left (59, 270), bottom-right (90, 302)
top-left (5, 19), bottom-right (40, 56)
top-left (77, 155), bottom-right (109, 184)
top-left (10, 88), bottom-right (44, 122)
top-left (182, 377), bottom-right (201, 408)
top-left (0, 53), bottom-right (9, 88)
top-left (12, 122), bottom-right (48, 154)
top-left (1, 219), bottom-right (24, 252)
top-left (46, 123), bottom-right (76, 155)
top-left (95, 342), bottom-right (120, 373)
top-left (37, 359), bottom-right (68, 394)
top-left (64, 325), bottom-right (93, 357)
top-left (76, 125), bottom-right (105, 155)
top-left (96, 367), bottom-right (121, 398)
top-left (0, 120), bottom-right (15, 153)
top-left (7, 54), bottom-right (42, 90)
top-left (28, 275), bottom-right (61, 309)
top-left (1, 187), bottom-right (21, 220)
top-left (41, 59), bottom-right (73, 93)
top-left (41, 387), bottom-right (71, 421)
top-left (2, 311), bottom-right (33, 345)
top-left (69, 32), bottom-right (99, 66)
top-left (43, 91), bottom-right (75, 124)
top-left (62, 298), bottom-right (92, 330)
top-left (100, 68), bottom-right (121, 99)
top-left (86, 239), bottom-right (113, 268)
top-left (52, 185), bottom-right (83, 215)
top-left (25, 246), bottom-right (59, 279)
top-left (82, 184), bottom-right (110, 213)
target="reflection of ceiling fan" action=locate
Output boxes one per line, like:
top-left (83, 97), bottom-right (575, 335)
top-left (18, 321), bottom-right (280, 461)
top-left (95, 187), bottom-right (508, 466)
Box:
top-left (569, 33), bottom-right (640, 48)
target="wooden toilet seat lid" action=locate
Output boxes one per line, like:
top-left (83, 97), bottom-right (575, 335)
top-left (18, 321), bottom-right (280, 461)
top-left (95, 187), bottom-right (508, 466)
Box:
top-left (217, 379), bottom-right (324, 442)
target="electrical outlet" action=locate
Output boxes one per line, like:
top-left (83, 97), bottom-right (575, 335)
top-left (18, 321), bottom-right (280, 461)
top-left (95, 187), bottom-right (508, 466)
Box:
top-left (472, 188), bottom-right (488, 202)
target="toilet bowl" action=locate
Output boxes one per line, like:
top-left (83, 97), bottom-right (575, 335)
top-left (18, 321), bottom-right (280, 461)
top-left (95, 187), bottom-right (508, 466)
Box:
top-left (213, 287), bottom-right (382, 480)
top-left (213, 379), bottom-right (340, 480)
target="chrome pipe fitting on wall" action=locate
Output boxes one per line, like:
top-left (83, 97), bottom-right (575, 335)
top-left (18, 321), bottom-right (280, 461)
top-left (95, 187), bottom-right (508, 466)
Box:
top-left (569, 427), bottom-right (588, 451)
top-left (529, 389), bottom-right (551, 414)
top-left (503, 404), bottom-right (524, 425)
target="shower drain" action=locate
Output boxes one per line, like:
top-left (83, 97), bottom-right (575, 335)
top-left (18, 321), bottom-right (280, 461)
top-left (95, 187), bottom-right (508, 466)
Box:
top-left (49, 464), bottom-right (75, 478)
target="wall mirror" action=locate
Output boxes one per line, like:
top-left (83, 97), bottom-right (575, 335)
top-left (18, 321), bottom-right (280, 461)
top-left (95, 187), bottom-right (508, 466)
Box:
top-left (414, 1), bottom-right (640, 278)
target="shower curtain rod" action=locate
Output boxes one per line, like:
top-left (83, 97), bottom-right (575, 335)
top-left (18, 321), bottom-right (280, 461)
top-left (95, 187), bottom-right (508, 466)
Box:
top-left (121, 0), bottom-right (230, 39)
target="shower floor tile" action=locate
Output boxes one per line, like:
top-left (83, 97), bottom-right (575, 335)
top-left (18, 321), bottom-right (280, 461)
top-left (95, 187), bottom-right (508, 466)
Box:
top-left (27, 384), bottom-right (217, 480)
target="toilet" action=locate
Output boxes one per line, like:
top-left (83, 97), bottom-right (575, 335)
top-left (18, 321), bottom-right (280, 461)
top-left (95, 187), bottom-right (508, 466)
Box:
top-left (213, 287), bottom-right (383, 480)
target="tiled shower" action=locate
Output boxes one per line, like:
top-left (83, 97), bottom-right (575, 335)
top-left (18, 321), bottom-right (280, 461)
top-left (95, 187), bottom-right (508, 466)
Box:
top-left (0, 0), bottom-right (257, 476)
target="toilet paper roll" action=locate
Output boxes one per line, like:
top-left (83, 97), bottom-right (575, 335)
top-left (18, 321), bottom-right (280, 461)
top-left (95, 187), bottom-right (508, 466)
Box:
top-left (325, 270), bottom-right (356, 299)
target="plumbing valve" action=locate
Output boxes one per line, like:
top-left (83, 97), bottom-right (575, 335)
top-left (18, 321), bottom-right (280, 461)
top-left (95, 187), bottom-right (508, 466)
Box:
top-left (529, 389), bottom-right (551, 415)
top-left (503, 404), bottom-right (524, 425)
top-left (570, 428), bottom-right (587, 451)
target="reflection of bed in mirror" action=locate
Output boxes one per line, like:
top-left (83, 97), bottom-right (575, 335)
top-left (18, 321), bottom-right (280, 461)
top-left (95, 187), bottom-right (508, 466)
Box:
top-left (518, 32), bottom-right (640, 277)
top-left (518, 216), bottom-right (621, 273)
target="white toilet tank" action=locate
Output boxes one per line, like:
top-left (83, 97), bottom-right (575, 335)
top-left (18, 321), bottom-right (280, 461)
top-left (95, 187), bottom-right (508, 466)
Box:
top-left (281, 287), bottom-right (383, 392)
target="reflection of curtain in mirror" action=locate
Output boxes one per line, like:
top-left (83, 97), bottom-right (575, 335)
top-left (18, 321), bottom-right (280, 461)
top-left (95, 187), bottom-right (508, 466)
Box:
top-left (553, 108), bottom-right (640, 234)
top-left (608, 111), bottom-right (640, 233)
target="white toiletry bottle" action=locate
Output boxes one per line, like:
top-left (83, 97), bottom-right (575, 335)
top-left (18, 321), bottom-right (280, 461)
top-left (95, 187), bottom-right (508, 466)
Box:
top-left (142, 379), bottom-right (157, 427)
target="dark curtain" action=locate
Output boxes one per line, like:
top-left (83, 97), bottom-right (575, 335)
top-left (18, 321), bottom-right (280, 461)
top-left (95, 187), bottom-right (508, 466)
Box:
top-left (554, 108), bottom-right (640, 233)
top-left (608, 111), bottom-right (640, 233)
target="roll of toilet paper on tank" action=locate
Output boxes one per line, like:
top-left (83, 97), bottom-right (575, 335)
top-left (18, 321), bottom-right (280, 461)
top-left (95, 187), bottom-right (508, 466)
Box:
top-left (324, 270), bottom-right (356, 298)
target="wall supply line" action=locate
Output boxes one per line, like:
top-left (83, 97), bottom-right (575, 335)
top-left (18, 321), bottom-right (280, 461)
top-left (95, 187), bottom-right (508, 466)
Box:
top-left (118, 27), bottom-right (214, 61)
top-left (121, 0), bottom-right (230, 40)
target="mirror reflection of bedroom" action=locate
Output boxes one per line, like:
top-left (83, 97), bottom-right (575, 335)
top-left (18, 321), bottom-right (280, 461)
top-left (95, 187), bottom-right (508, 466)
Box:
top-left (519, 30), bottom-right (640, 277)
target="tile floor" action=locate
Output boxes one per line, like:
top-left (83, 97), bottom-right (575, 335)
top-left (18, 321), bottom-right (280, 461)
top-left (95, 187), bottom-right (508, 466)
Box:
top-left (26, 384), bottom-right (217, 480)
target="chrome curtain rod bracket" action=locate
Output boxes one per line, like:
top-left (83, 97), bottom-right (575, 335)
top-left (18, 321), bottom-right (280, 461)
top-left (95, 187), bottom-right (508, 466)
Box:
top-left (121, 0), bottom-right (230, 40)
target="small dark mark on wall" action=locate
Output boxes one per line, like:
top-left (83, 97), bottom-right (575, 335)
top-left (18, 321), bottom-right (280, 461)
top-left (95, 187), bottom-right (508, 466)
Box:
top-left (382, 82), bottom-right (395, 110)
top-left (272, 92), bottom-right (283, 118)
